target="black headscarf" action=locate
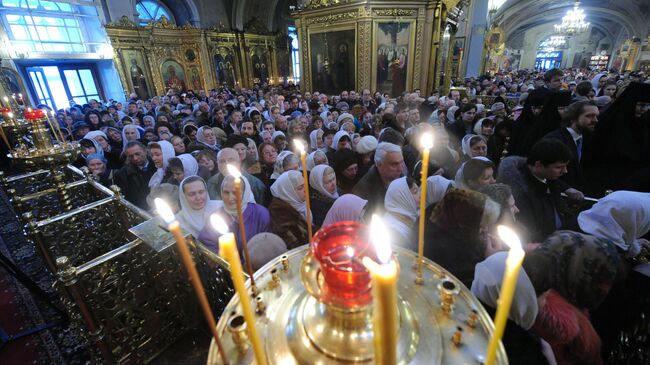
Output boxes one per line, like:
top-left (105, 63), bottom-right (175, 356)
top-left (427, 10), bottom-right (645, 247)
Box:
top-left (522, 91), bottom-right (571, 149)
top-left (332, 148), bottom-right (359, 193)
top-left (509, 89), bottom-right (547, 156)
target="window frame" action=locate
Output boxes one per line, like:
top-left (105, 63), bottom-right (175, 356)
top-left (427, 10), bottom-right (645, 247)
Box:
top-left (135, 0), bottom-right (175, 26)
top-left (288, 25), bottom-right (300, 82)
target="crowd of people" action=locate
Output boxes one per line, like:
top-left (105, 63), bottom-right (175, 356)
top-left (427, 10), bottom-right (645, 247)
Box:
top-left (47, 66), bottom-right (650, 364)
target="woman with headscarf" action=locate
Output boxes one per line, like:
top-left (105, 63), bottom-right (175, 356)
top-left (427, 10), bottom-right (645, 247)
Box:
top-left (423, 189), bottom-right (501, 287)
top-left (309, 165), bottom-right (339, 227)
top-left (460, 134), bottom-right (488, 161)
top-left (166, 153), bottom-right (200, 185)
top-left (268, 170), bottom-right (310, 249)
top-left (523, 230), bottom-right (621, 365)
top-left (182, 124), bottom-right (198, 145)
top-left (383, 177), bottom-right (419, 250)
top-left (85, 130), bottom-right (122, 169)
top-left (244, 137), bottom-right (261, 175)
top-left (509, 89), bottom-right (547, 157)
top-left (257, 142), bottom-right (278, 187)
top-left (104, 126), bottom-right (123, 151)
top-left (577, 190), bottom-right (650, 360)
top-left (270, 150), bottom-right (300, 181)
top-left (306, 150), bottom-right (328, 171)
top-left (85, 153), bottom-right (114, 187)
top-left (73, 136), bottom-right (104, 168)
top-left (148, 140), bottom-right (176, 188)
top-left (199, 175), bottom-right (271, 255)
top-left (309, 128), bottom-right (326, 152)
top-left (190, 126), bottom-right (220, 154)
top-left (326, 130), bottom-right (352, 164)
top-left (590, 72), bottom-right (608, 96)
top-left (321, 194), bottom-right (368, 227)
top-left (446, 103), bottom-right (477, 144)
top-left (176, 176), bottom-right (223, 238)
top-left (332, 148), bottom-right (360, 194)
top-left (471, 252), bottom-right (553, 365)
top-left (121, 124), bottom-right (145, 152)
top-left (454, 157), bottom-right (496, 191)
top-left (473, 117), bottom-right (495, 140)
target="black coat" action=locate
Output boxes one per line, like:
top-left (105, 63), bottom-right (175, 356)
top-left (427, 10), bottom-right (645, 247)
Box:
top-left (543, 128), bottom-right (591, 191)
top-left (114, 159), bottom-right (156, 210)
top-left (498, 157), bottom-right (567, 242)
top-left (352, 165), bottom-right (388, 215)
top-left (309, 190), bottom-right (335, 228)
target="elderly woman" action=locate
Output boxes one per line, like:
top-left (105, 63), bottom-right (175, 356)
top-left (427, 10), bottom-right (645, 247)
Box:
top-left (199, 175), bottom-right (271, 254)
top-left (461, 134), bottom-right (488, 160)
top-left (170, 135), bottom-right (186, 155)
top-left (309, 128), bottom-right (326, 152)
top-left (148, 140), bottom-right (176, 188)
top-left (257, 142), bottom-right (278, 187)
top-left (245, 138), bottom-right (261, 175)
top-left (270, 150), bottom-right (300, 181)
top-left (189, 126), bottom-right (220, 154)
top-left (86, 153), bottom-right (114, 187)
top-left (74, 137), bottom-right (103, 168)
top-left (176, 176), bottom-right (223, 238)
top-left (306, 150), bottom-right (328, 171)
top-left (326, 130), bottom-right (352, 163)
top-left (424, 189), bottom-right (501, 287)
top-left (121, 124), bottom-right (145, 152)
top-left (321, 194), bottom-right (368, 227)
top-left (269, 170), bottom-right (310, 249)
top-left (383, 177), bottom-right (420, 250)
top-left (309, 165), bottom-right (339, 227)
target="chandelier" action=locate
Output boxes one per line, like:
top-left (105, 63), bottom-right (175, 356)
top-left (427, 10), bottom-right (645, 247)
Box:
top-left (548, 35), bottom-right (567, 49)
top-left (554, 1), bottom-right (590, 35)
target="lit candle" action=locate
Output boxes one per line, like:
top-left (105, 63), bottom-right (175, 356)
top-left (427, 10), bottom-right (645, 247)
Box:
top-left (362, 214), bottom-right (398, 365)
top-left (485, 225), bottom-right (526, 365)
top-left (211, 214), bottom-right (267, 365)
top-left (154, 199), bottom-right (229, 365)
top-left (2, 96), bottom-right (9, 109)
top-left (226, 164), bottom-right (257, 295)
top-left (42, 109), bottom-right (62, 145)
top-left (294, 139), bottom-right (313, 241)
top-left (50, 110), bottom-right (67, 147)
top-left (416, 133), bottom-right (433, 282)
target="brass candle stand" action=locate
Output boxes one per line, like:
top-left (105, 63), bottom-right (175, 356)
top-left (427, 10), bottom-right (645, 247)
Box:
top-left (207, 244), bottom-right (507, 364)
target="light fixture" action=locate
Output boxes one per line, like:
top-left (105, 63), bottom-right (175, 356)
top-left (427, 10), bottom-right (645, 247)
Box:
top-left (554, 1), bottom-right (590, 35)
top-left (548, 35), bottom-right (566, 48)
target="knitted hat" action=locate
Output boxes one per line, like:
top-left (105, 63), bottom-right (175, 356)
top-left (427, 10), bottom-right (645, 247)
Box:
top-left (356, 135), bottom-right (378, 154)
top-left (248, 233), bottom-right (288, 271)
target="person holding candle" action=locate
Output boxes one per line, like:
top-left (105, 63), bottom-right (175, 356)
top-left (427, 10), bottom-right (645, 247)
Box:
top-left (472, 252), bottom-right (555, 365)
top-left (423, 189), bottom-right (502, 287)
top-left (176, 176), bottom-right (223, 238)
top-left (199, 174), bottom-right (271, 254)
top-left (268, 170), bottom-right (310, 249)
top-left (308, 165), bottom-right (339, 227)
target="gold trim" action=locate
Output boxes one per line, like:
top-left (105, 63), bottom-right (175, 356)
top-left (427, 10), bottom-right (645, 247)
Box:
top-left (306, 24), bottom-right (358, 92)
top-left (371, 19), bottom-right (417, 95)
top-left (372, 9), bottom-right (417, 17)
top-left (306, 10), bottom-right (358, 25)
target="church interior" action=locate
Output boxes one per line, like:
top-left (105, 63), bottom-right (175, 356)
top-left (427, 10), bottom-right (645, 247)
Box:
top-left (0, 0), bottom-right (649, 364)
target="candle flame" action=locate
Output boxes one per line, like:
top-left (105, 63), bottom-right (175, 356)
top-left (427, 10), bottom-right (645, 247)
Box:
top-left (370, 214), bottom-right (392, 265)
top-left (497, 225), bottom-right (522, 251)
top-left (346, 247), bottom-right (355, 258)
top-left (18, 93), bottom-right (22, 98)
top-left (420, 133), bottom-right (434, 149)
top-left (210, 214), bottom-right (229, 235)
top-left (226, 163), bottom-right (242, 179)
top-left (2, 96), bottom-right (8, 102)
top-left (294, 139), bottom-right (305, 154)
top-left (7, 112), bottom-right (13, 118)
top-left (154, 198), bottom-right (175, 224)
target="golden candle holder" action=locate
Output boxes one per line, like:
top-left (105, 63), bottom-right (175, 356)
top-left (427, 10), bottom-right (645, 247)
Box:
top-left (207, 243), bottom-right (507, 364)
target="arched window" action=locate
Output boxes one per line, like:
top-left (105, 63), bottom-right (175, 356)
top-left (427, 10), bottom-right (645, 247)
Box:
top-left (288, 26), bottom-right (300, 82)
top-left (136, 0), bottom-right (175, 26)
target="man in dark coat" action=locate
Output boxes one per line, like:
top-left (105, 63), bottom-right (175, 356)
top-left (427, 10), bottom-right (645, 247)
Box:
top-left (352, 142), bottom-right (404, 215)
top-left (543, 100), bottom-right (598, 194)
top-left (114, 141), bottom-right (155, 210)
top-left (497, 139), bottom-right (573, 242)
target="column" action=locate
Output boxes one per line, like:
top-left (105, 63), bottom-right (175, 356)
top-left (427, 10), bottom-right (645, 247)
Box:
top-left (464, 0), bottom-right (489, 78)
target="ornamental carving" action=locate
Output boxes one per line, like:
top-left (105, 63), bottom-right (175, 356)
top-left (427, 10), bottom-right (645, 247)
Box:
top-left (306, 0), bottom-right (348, 9)
top-left (357, 21), bottom-right (372, 89)
top-left (106, 15), bottom-right (137, 28)
top-left (244, 17), bottom-right (272, 35)
top-left (413, 20), bottom-right (424, 90)
top-left (372, 9), bottom-right (417, 17)
top-left (307, 11), bottom-right (358, 25)
top-left (150, 15), bottom-right (195, 30)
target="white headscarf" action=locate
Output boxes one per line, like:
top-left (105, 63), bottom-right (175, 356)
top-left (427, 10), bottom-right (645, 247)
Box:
top-left (80, 137), bottom-right (103, 159)
top-left (121, 125), bottom-right (144, 151)
top-left (148, 140), bottom-right (176, 188)
top-left (426, 175), bottom-right (452, 207)
top-left (322, 194), bottom-right (368, 227)
top-left (196, 126), bottom-right (218, 149)
top-left (471, 252), bottom-right (539, 330)
top-left (271, 170), bottom-right (310, 222)
top-left (177, 153), bottom-right (199, 178)
top-left (383, 177), bottom-right (419, 248)
top-left (246, 138), bottom-right (258, 161)
top-left (309, 129), bottom-right (323, 151)
top-left (473, 118), bottom-right (493, 136)
top-left (176, 177), bottom-right (223, 237)
top-left (85, 130), bottom-right (108, 143)
top-left (221, 174), bottom-right (256, 216)
top-left (309, 165), bottom-right (339, 199)
top-left (271, 150), bottom-right (296, 179)
top-left (332, 130), bottom-right (351, 151)
top-left (272, 131), bottom-right (286, 143)
top-left (461, 134), bottom-right (487, 157)
top-left (319, 110), bottom-right (331, 122)
top-left (578, 191), bottom-right (650, 258)
top-left (446, 105), bottom-right (459, 123)
top-left (454, 156), bottom-right (492, 190)
top-left (306, 150), bottom-right (328, 171)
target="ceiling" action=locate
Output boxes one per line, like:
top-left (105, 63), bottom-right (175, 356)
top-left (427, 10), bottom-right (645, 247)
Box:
top-left (494, 0), bottom-right (650, 44)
